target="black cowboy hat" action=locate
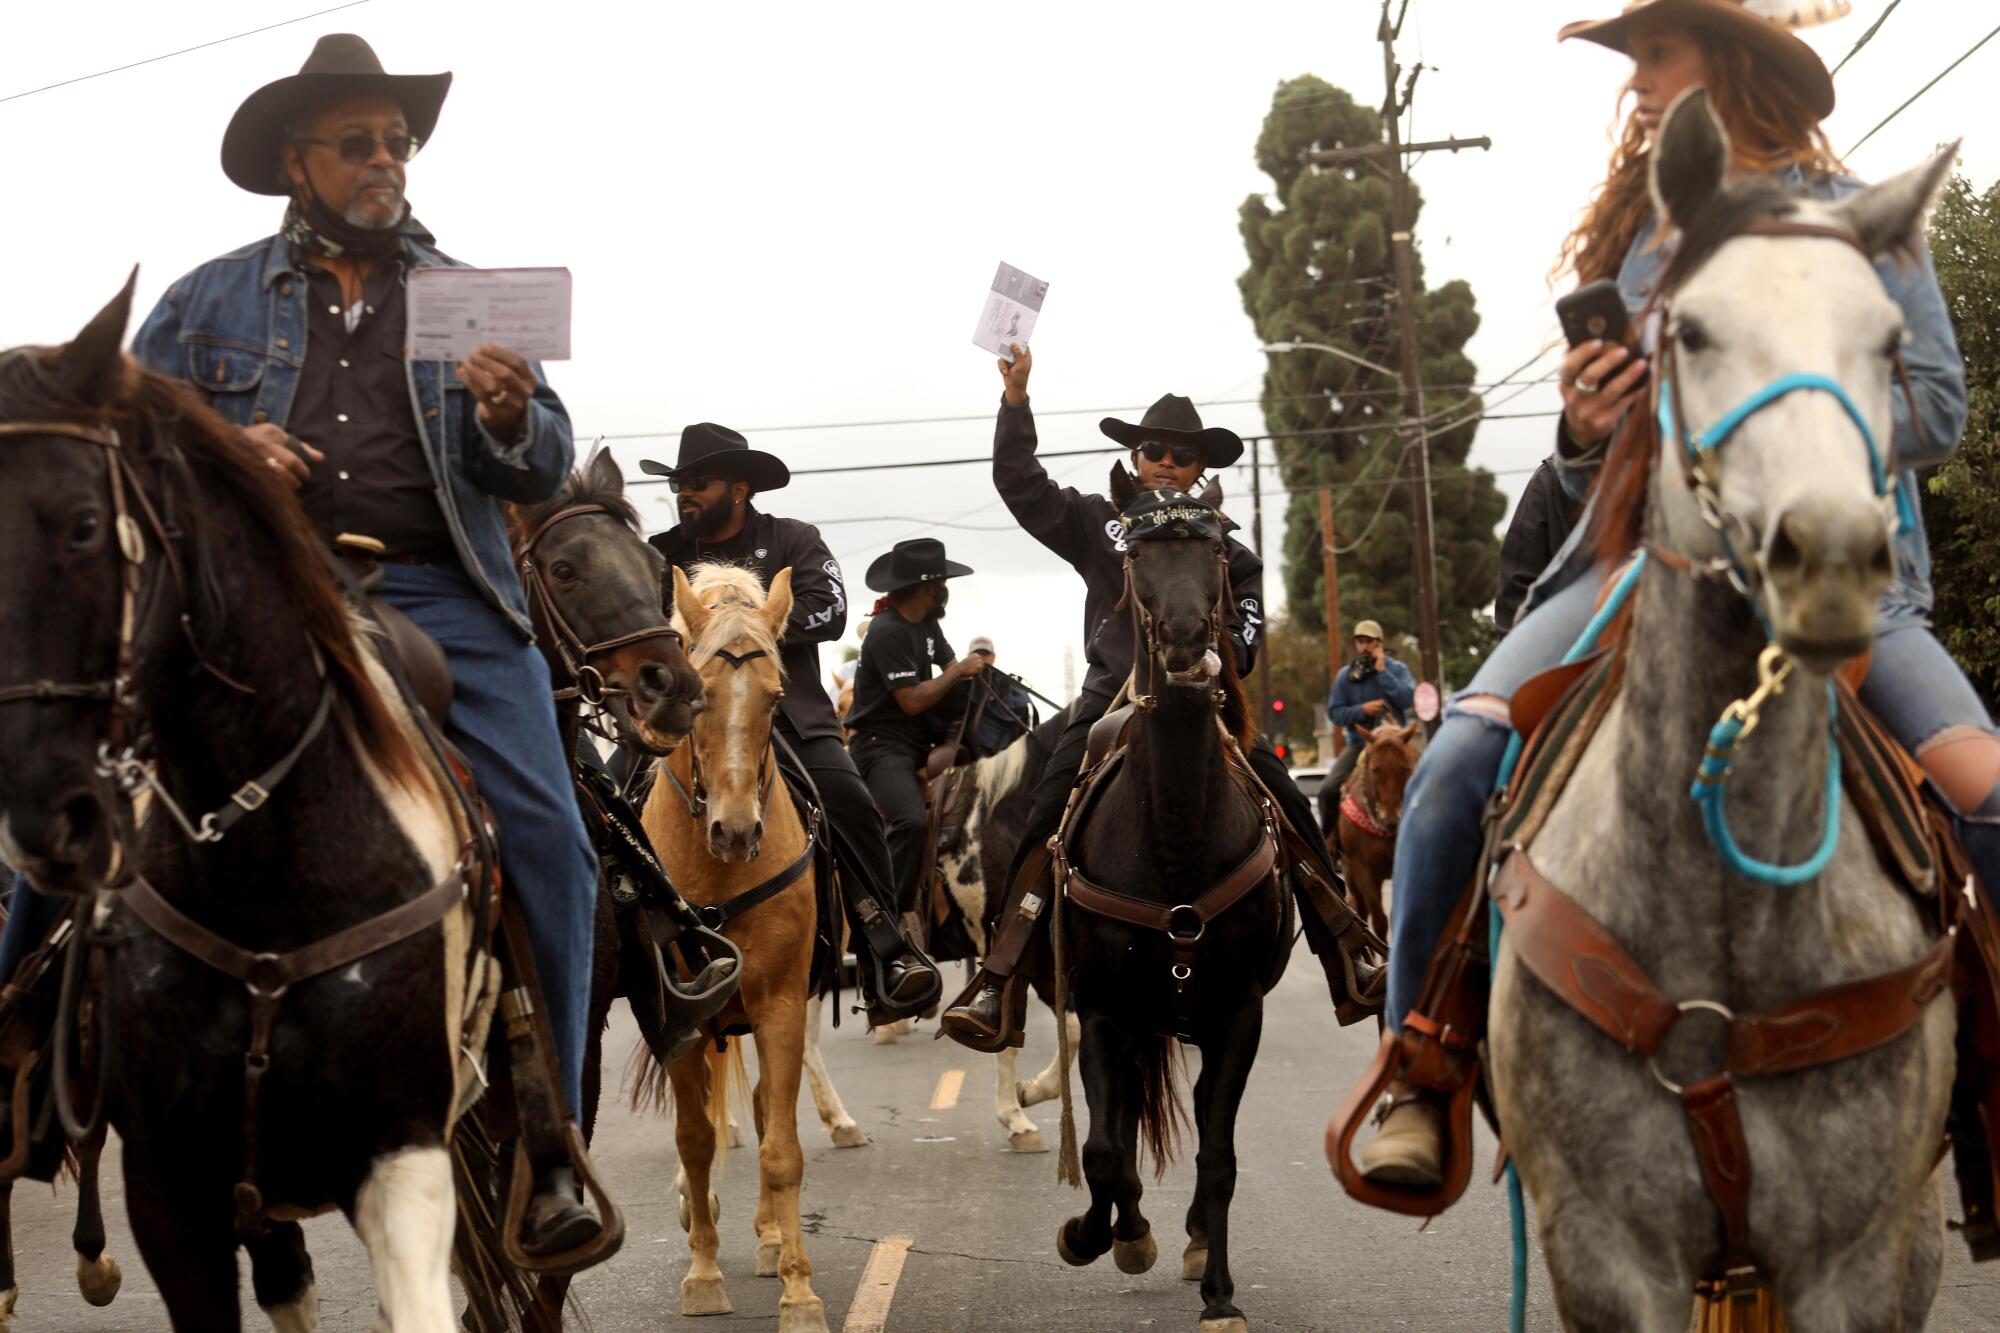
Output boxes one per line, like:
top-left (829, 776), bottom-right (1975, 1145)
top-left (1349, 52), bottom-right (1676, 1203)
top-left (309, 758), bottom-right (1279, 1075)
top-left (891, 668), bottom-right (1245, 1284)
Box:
top-left (865, 538), bottom-right (973, 594)
top-left (222, 34), bottom-right (452, 197)
top-left (637, 423), bottom-right (791, 493)
top-left (1100, 394), bottom-right (1244, 469)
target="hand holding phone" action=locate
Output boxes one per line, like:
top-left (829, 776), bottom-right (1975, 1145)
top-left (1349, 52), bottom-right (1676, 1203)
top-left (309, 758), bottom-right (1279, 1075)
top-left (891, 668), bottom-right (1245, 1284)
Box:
top-left (1554, 280), bottom-right (1649, 450)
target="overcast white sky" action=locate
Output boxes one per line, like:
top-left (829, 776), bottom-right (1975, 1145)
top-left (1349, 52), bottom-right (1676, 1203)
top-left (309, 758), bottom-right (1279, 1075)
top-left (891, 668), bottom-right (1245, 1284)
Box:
top-left (3, 1), bottom-right (1992, 703)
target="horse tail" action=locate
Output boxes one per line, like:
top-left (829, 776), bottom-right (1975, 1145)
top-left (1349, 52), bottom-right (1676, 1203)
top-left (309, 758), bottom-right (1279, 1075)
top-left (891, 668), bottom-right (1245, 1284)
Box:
top-left (1134, 1034), bottom-right (1190, 1179)
top-left (625, 1040), bottom-right (673, 1118)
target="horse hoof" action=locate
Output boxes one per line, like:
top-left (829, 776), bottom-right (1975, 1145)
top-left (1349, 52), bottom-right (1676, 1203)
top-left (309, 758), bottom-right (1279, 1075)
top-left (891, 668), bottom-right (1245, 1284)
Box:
top-left (871, 1023), bottom-right (901, 1045)
top-left (1112, 1228), bottom-right (1157, 1275)
top-left (1056, 1217), bottom-right (1106, 1267)
top-left (680, 1274), bottom-right (732, 1316)
top-left (777, 1295), bottom-right (830, 1333)
top-left (76, 1252), bottom-right (122, 1307)
top-left (756, 1238), bottom-right (782, 1277)
top-left (1182, 1243), bottom-right (1208, 1281)
top-left (678, 1190), bottom-right (722, 1232)
top-left (1008, 1127), bottom-right (1048, 1154)
top-left (1198, 1319), bottom-right (1249, 1333)
top-left (1017, 1080), bottom-right (1054, 1109)
top-left (726, 1121), bottom-right (745, 1150)
top-left (829, 1122), bottom-right (870, 1149)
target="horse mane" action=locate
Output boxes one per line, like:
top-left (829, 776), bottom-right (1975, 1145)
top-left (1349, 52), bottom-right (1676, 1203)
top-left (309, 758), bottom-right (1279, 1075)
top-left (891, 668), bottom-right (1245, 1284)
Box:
top-left (508, 468), bottom-right (642, 552)
top-left (1589, 176), bottom-right (1806, 567)
top-left (677, 562), bottom-right (786, 671)
top-left (1217, 636), bottom-right (1253, 749)
top-left (0, 348), bottom-right (428, 792)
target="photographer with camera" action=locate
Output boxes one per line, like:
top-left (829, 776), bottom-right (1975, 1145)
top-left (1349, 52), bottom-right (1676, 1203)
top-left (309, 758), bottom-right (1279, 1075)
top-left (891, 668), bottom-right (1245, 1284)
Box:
top-left (1324, 621), bottom-right (1415, 797)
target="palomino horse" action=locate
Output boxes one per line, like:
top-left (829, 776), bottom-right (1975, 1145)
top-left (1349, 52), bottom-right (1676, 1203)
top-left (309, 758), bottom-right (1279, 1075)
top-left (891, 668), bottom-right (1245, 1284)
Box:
top-left (1490, 91), bottom-right (1963, 1328)
top-left (1054, 525), bottom-right (1292, 1333)
top-left (1333, 720), bottom-right (1419, 945)
top-left (0, 278), bottom-right (505, 1329)
top-left (938, 705), bottom-right (1080, 1153)
top-left (642, 563), bottom-right (829, 1333)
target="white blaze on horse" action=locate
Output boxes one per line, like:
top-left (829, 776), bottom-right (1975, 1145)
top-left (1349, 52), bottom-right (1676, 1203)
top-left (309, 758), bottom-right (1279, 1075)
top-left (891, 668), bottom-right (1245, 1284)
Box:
top-left (639, 563), bottom-right (830, 1333)
top-left (1489, 89), bottom-right (1966, 1328)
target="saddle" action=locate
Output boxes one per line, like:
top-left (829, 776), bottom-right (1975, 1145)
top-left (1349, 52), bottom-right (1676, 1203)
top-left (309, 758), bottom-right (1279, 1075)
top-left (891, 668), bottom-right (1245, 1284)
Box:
top-left (1326, 638), bottom-right (2000, 1277)
top-left (334, 534), bottom-right (452, 727)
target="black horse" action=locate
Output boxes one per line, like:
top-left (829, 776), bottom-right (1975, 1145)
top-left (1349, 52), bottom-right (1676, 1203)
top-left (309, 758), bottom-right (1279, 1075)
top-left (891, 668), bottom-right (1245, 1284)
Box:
top-left (0, 278), bottom-right (697, 1330)
top-left (1053, 526), bottom-right (1292, 1333)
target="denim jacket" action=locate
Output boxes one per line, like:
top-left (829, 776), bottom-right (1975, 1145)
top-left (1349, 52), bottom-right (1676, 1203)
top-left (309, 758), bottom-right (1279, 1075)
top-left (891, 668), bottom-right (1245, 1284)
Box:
top-left (131, 233), bottom-right (574, 637)
top-left (1537, 165), bottom-right (1968, 630)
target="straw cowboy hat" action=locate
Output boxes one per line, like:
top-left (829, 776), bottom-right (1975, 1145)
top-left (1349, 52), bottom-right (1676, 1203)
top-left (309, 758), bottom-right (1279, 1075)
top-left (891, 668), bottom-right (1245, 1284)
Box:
top-left (222, 34), bottom-right (451, 196)
top-left (1559, 0), bottom-right (1844, 119)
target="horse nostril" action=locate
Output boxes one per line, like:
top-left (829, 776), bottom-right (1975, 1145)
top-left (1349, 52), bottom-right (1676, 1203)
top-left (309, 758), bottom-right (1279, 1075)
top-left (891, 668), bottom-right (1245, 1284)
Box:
top-left (1768, 513), bottom-right (1807, 580)
top-left (1868, 528), bottom-right (1894, 582)
top-left (53, 789), bottom-right (104, 863)
top-left (708, 819), bottom-right (725, 844)
top-left (636, 662), bottom-right (671, 699)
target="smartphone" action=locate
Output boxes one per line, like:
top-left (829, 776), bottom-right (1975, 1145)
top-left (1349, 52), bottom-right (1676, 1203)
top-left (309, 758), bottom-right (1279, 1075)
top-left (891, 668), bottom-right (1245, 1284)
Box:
top-left (1555, 279), bottom-right (1631, 350)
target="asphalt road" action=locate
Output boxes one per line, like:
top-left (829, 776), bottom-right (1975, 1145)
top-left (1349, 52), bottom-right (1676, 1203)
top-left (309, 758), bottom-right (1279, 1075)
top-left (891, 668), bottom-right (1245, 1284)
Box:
top-left (7, 943), bottom-right (1999, 1331)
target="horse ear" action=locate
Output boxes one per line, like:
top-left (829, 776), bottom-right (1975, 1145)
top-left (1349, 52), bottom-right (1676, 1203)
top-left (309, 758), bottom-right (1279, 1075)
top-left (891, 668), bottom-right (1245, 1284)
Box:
top-left (762, 566), bottom-right (795, 639)
top-left (671, 565), bottom-right (709, 643)
top-left (1828, 140), bottom-right (1959, 271)
top-left (55, 266), bottom-right (138, 408)
top-left (1110, 460), bottom-right (1139, 510)
top-left (1198, 475), bottom-right (1224, 508)
top-left (1398, 721), bottom-right (1422, 744)
top-left (1648, 87), bottom-right (1730, 237)
top-left (585, 446), bottom-right (624, 499)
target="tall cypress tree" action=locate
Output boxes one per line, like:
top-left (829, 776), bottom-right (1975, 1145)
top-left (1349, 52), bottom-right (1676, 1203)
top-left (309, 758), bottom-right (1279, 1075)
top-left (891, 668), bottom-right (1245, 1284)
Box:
top-left (1238, 75), bottom-right (1505, 682)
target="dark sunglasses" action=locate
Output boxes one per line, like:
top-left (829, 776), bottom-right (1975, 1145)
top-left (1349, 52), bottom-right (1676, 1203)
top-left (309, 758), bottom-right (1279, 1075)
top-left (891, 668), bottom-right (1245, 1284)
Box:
top-left (290, 131), bottom-right (422, 165)
top-left (668, 474), bottom-right (720, 495)
top-left (1138, 440), bottom-right (1201, 469)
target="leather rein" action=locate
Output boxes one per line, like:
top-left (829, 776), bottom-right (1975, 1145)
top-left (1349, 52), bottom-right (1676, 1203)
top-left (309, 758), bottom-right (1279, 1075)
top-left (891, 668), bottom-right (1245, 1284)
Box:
top-left (517, 501), bottom-right (685, 706)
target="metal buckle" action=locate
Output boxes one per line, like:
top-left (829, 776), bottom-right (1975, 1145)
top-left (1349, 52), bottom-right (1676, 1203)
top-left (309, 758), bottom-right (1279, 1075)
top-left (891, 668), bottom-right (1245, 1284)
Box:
top-left (1165, 904), bottom-right (1205, 941)
top-left (1647, 998), bottom-right (1735, 1096)
top-left (244, 953), bottom-right (289, 999)
top-left (231, 781), bottom-right (270, 813)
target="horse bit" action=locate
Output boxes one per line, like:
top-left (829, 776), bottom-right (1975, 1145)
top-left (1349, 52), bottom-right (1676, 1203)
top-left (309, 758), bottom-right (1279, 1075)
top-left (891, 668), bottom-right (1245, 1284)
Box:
top-left (517, 501), bottom-right (685, 708)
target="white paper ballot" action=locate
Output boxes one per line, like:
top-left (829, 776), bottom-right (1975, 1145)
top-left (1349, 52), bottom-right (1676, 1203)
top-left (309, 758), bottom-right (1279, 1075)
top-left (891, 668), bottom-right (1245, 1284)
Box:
top-left (971, 262), bottom-right (1048, 361)
top-left (407, 267), bottom-right (572, 362)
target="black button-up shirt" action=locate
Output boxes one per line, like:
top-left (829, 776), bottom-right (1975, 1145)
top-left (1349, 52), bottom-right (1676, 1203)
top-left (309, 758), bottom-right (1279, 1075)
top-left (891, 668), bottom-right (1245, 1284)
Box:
top-left (290, 259), bottom-right (451, 559)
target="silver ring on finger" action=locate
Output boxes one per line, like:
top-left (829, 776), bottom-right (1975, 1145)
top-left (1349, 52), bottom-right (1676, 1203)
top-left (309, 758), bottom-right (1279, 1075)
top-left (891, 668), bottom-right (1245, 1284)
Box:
top-left (491, 389), bottom-right (509, 408)
top-left (1575, 379), bottom-right (1601, 394)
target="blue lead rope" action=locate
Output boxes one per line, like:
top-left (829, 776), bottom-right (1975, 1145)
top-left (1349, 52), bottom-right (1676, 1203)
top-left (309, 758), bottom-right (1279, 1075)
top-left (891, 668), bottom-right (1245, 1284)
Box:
top-left (1491, 553), bottom-right (1648, 1332)
top-left (1689, 687), bottom-right (1842, 885)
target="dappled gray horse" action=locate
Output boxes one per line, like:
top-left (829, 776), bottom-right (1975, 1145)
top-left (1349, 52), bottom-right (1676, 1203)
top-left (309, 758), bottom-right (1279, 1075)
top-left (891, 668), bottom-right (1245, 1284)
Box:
top-left (1490, 90), bottom-right (1962, 1330)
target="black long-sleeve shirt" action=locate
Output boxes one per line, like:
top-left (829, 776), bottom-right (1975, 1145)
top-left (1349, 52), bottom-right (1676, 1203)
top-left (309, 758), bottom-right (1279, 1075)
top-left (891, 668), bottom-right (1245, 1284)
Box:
top-left (650, 505), bottom-right (849, 741)
top-left (1494, 453), bottom-right (1584, 634)
top-left (992, 398), bottom-right (1262, 701)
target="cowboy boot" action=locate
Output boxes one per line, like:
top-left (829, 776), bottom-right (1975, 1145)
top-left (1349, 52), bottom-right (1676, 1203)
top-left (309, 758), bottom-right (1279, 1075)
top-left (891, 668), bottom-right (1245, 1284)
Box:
top-left (520, 1162), bottom-right (599, 1257)
top-left (853, 897), bottom-right (942, 1018)
top-left (941, 846), bottom-right (1050, 1052)
top-left (1358, 1081), bottom-right (1446, 1189)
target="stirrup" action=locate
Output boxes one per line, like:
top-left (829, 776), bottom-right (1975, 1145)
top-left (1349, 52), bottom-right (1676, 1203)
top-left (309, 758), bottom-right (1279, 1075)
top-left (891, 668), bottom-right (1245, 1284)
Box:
top-left (939, 972), bottom-right (1026, 1053)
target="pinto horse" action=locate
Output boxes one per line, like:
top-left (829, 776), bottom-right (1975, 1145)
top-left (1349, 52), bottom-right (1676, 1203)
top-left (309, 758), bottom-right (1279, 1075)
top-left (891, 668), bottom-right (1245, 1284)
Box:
top-left (1053, 530), bottom-right (1292, 1333)
top-left (1489, 93), bottom-right (1966, 1327)
top-left (0, 278), bottom-right (514, 1330)
top-left (1333, 720), bottom-right (1419, 946)
top-left (641, 563), bottom-right (830, 1333)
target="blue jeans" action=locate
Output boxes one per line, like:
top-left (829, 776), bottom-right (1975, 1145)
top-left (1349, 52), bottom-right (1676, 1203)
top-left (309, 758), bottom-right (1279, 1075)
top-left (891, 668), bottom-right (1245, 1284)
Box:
top-left (1384, 572), bottom-right (2000, 1032)
top-left (1, 563), bottom-right (598, 1118)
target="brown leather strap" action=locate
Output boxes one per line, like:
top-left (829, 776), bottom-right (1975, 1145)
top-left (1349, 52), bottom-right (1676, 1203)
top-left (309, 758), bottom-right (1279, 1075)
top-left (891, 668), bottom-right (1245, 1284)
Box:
top-left (1729, 932), bottom-right (1954, 1075)
top-left (1084, 703), bottom-right (1135, 773)
top-left (1491, 853), bottom-right (1680, 1055)
top-left (1063, 828), bottom-right (1277, 937)
top-left (1681, 1074), bottom-right (1756, 1288)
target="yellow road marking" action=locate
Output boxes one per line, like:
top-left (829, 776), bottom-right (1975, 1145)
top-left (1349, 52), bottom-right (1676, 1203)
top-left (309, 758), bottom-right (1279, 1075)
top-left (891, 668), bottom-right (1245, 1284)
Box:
top-left (930, 1068), bottom-right (965, 1110)
top-left (842, 1234), bottom-right (913, 1333)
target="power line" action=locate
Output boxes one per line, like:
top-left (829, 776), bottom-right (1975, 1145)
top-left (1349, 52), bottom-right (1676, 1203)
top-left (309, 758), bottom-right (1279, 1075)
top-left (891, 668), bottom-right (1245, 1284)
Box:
top-left (1846, 19), bottom-right (2000, 157)
top-left (1831, 0), bottom-right (1903, 78)
top-left (0, 1), bottom-right (373, 106)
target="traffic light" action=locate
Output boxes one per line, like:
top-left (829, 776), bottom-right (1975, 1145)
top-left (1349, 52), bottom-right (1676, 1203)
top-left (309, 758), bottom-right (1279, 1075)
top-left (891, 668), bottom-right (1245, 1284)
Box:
top-left (1273, 742), bottom-right (1289, 761)
top-left (1268, 694), bottom-right (1291, 745)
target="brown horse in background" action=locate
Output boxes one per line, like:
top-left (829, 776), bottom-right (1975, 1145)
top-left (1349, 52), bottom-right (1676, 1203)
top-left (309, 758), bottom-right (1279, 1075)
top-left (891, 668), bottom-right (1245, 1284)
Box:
top-left (1333, 721), bottom-right (1420, 945)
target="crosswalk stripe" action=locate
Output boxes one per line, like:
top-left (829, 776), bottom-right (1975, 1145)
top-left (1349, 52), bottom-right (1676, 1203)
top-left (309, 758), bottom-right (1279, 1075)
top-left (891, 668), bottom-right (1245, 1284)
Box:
top-left (842, 1234), bottom-right (913, 1333)
top-left (929, 1068), bottom-right (965, 1110)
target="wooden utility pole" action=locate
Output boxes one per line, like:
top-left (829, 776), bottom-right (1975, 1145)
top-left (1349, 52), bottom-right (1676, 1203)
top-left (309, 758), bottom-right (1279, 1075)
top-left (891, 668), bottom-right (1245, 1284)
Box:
top-left (1249, 437), bottom-right (1274, 728)
top-left (1318, 488), bottom-right (1343, 666)
top-left (1299, 0), bottom-right (1490, 690)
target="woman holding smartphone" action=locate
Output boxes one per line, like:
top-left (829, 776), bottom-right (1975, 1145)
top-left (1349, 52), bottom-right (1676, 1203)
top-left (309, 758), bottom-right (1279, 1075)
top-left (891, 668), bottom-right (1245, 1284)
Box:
top-left (1360, 0), bottom-right (1987, 1188)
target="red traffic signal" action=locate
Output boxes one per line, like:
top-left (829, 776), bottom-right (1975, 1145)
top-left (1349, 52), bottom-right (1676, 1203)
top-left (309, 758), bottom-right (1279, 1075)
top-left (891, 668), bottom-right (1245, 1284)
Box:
top-left (1270, 697), bottom-right (1286, 713)
top-left (1273, 743), bottom-right (1289, 760)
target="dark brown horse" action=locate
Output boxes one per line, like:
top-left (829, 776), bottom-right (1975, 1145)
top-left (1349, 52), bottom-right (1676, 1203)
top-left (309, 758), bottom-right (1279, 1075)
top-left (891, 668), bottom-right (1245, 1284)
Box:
top-left (1333, 720), bottom-right (1419, 945)
top-left (0, 277), bottom-right (519, 1330)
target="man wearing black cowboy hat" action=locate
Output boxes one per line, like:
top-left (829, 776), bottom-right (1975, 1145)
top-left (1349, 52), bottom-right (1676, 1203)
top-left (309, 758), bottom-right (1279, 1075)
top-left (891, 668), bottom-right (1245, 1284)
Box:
top-left (117, 33), bottom-right (600, 1251)
top-left (845, 539), bottom-right (986, 933)
top-left (940, 345), bottom-right (1383, 1051)
top-left (645, 426), bottom-right (942, 1018)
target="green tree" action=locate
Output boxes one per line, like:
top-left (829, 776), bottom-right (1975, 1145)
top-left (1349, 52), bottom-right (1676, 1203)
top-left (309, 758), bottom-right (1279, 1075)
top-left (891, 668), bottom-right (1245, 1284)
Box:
top-left (1238, 75), bottom-right (1505, 690)
top-left (1926, 169), bottom-right (2000, 710)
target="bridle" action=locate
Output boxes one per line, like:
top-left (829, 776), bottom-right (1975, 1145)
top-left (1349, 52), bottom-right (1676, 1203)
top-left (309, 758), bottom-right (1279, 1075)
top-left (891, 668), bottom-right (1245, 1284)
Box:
top-left (1646, 217), bottom-right (1921, 886)
top-left (658, 644), bottom-right (779, 846)
top-left (0, 416), bottom-right (332, 848)
top-left (1123, 541), bottom-right (1231, 711)
top-left (516, 502), bottom-right (685, 707)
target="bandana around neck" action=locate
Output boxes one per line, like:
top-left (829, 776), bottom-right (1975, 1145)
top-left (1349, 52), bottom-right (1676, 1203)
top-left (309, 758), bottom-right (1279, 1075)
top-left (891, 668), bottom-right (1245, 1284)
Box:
top-left (280, 191), bottom-right (432, 261)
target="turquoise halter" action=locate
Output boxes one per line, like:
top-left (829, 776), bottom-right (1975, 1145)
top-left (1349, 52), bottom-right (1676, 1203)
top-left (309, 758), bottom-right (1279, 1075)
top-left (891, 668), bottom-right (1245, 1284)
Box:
top-left (1656, 339), bottom-right (1905, 885)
